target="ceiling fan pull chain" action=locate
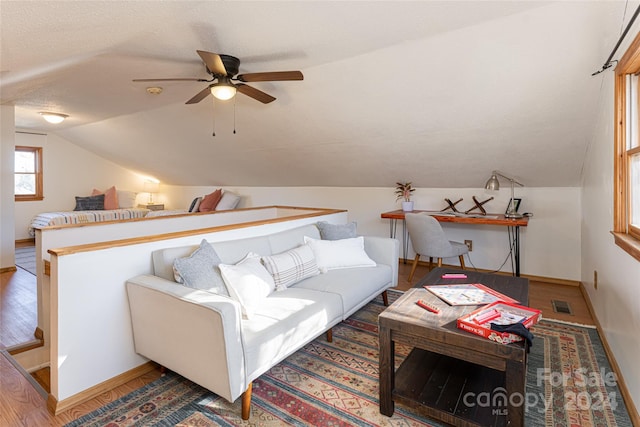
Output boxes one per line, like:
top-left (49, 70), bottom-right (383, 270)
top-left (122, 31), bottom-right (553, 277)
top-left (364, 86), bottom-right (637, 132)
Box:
top-left (212, 98), bottom-right (216, 137)
top-left (233, 96), bottom-right (237, 135)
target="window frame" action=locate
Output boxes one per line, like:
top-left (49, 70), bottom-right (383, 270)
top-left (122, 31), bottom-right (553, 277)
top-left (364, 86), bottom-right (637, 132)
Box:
top-left (613, 30), bottom-right (640, 261)
top-left (14, 145), bottom-right (43, 202)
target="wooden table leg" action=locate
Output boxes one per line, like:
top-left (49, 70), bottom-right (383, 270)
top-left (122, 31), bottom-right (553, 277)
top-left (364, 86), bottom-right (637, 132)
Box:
top-left (379, 325), bottom-right (395, 416)
top-left (505, 359), bottom-right (525, 427)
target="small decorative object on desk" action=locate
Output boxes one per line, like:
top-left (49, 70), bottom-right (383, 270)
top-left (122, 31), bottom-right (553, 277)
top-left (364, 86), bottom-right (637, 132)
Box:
top-left (457, 302), bottom-right (542, 344)
top-left (441, 197), bottom-right (463, 212)
top-left (506, 198), bottom-right (522, 215)
top-left (395, 181), bottom-right (415, 211)
top-left (464, 195), bottom-right (494, 215)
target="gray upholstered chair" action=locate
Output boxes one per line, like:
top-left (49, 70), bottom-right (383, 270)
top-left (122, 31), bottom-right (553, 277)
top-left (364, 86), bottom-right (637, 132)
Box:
top-left (405, 212), bottom-right (469, 282)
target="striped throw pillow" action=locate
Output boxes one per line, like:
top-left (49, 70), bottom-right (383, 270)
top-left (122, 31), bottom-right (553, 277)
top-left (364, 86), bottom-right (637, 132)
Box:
top-left (261, 245), bottom-right (320, 290)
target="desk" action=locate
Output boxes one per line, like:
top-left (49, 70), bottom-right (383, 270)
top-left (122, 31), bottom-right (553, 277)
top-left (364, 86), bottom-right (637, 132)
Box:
top-left (381, 210), bottom-right (529, 276)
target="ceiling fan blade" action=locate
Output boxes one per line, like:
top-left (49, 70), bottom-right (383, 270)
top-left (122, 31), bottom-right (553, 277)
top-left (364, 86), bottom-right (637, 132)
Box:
top-left (185, 86), bottom-right (212, 104)
top-left (196, 50), bottom-right (227, 76)
top-left (133, 78), bottom-right (205, 82)
top-left (236, 84), bottom-right (276, 104)
top-left (236, 71), bottom-right (303, 82)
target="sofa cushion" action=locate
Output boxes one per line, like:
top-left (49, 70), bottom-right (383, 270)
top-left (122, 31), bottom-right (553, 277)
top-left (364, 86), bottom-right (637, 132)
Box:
top-left (219, 252), bottom-right (276, 319)
top-left (303, 236), bottom-right (376, 270)
top-left (292, 264), bottom-right (392, 318)
top-left (212, 237), bottom-right (272, 265)
top-left (261, 245), bottom-right (319, 290)
top-left (267, 224), bottom-right (320, 255)
top-left (241, 287), bottom-right (343, 382)
top-left (173, 239), bottom-right (228, 296)
top-left (316, 221), bottom-right (357, 240)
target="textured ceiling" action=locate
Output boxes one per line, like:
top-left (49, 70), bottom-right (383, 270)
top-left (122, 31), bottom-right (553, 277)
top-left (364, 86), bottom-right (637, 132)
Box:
top-left (0, 1), bottom-right (629, 188)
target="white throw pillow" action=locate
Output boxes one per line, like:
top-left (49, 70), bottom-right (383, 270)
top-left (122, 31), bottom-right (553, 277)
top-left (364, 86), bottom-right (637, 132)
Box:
top-left (303, 236), bottom-right (376, 270)
top-left (117, 190), bottom-right (138, 208)
top-left (219, 252), bottom-right (275, 319)
top-left (215, 191), bottom-right (241, 210)
top-left (261, 244), bottom-right (319, 290)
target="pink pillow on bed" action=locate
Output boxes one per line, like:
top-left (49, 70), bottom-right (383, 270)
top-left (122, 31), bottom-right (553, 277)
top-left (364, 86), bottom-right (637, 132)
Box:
top-left (199, 189), bottom-right (222, 212)
top-left (92, 186), bottom-right (119, 210)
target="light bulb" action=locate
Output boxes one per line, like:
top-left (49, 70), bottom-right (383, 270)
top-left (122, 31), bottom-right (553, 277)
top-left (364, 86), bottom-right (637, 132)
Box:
top-left (39, 112), bottom-right (68, 124)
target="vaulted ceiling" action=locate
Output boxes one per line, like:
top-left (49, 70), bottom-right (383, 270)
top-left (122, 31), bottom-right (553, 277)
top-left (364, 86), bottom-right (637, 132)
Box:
top-left (0, 1), bottom-right (628, 188)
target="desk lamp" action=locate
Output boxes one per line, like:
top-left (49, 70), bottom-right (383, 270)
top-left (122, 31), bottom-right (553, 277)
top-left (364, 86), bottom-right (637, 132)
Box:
top-left (484, 171), bottom-right (524, 218)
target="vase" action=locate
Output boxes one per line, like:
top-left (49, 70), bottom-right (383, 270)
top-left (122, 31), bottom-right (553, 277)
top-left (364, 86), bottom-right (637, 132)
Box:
top-left (402, 201), bottom-right (414, 212)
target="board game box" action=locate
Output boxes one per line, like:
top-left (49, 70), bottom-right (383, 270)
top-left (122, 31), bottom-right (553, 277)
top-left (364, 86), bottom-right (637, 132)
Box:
top-left (424, 283), bottom-right (519, 306)
top-left (456, 302), bottom-right (542, 344)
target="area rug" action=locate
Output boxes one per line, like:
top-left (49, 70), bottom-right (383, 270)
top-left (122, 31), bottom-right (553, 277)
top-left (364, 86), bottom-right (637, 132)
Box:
top-left (15, 246), bottom-right (36, 275)
top-left (65, 293), bottom-right (633, 426)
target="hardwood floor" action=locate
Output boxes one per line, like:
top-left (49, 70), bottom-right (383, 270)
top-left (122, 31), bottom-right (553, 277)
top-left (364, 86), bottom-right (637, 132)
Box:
top-left (0, 351), bottom-right (163, 427)
top-left (0, 258), bottom-right (594, 426)
top-left (0, 266), bottom-right (39, 350)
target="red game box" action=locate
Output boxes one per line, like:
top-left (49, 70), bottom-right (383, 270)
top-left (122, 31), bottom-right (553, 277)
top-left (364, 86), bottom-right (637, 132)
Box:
top-left (457, 301), bottom-right (542, 344)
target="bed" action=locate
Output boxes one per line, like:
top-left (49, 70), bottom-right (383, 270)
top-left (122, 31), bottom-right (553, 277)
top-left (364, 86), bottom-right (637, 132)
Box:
top-left (28, 208), bottom-right (151, 236)
top-left (28, 188), bottom-right (242, 236)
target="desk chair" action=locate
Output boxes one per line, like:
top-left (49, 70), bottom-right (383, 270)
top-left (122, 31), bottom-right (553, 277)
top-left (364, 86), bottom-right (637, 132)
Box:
top-left (405, 212), bottom-right (469, 282)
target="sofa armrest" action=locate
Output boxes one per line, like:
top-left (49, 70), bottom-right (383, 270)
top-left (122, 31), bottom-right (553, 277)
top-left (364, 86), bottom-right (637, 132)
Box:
top-left (363, 236), bottom-right (399, 287)
top-left (126, 274), bottom-right (247, 402)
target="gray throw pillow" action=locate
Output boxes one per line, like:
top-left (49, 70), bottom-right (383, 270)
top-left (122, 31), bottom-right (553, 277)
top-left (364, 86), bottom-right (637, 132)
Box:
top-left (74, 194), bottom-right (105, 211)
top-left (173, 239), bottom-right (229, 296)
top-left (317, 221), bottom-right (357, 240)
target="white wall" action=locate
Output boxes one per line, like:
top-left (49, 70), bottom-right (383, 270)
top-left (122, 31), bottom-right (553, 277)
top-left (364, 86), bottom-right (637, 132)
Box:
top-left (1, 106), bottom-right (16, 269)
top-left (581, 39), bottom-right (640, 410)
top-left (164, 185), bottom-right (581, 280)
top-left (14, 131), bottom-right (150, 240)
top-left (48, 211), bottom-right (347, 402)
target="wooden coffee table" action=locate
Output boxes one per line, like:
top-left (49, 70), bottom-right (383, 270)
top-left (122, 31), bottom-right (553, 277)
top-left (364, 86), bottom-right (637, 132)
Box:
top-left (379, 267), bottom-right (529, 427)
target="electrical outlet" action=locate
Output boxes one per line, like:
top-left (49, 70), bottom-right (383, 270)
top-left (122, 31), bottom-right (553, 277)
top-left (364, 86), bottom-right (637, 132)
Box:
top-left (464, 240), bottom-right (473, 251)
top-left (594, 270), bottom-right (598, 289)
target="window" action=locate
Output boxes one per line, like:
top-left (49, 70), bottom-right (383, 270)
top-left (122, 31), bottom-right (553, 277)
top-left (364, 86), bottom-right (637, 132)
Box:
top-left (14, 146), bottom-right (43, 201)
top-left (613, 30), bottom-right (640, 261)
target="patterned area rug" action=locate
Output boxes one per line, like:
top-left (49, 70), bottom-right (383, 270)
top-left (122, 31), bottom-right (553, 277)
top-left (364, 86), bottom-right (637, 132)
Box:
top-left (65, 292), bottom-right (632, 426)
top-left (15, 246), bottom-right (36, 275)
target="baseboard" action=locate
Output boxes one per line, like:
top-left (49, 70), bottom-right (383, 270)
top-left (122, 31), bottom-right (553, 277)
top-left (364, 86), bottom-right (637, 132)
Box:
top-left (407, 260), bottom-right (581, 287)
top-left (579, 283), bottom-right (640, 425)
top-left (0, 266), bottom-right (17, 274)
top-left (6, 339), bottom-right (44, 355)
top-left (15, 238), bottom-right (35, 246)
top-left (48, 361), bottom-right (157, 415)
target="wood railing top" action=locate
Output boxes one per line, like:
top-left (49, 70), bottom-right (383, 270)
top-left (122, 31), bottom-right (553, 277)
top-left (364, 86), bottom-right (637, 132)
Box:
top-left (47, 206), bottom-right (346, 257)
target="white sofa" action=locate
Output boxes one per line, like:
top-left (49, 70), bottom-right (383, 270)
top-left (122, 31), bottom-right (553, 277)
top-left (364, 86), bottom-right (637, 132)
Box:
top-left (126, 223), bottom-right (399, 419)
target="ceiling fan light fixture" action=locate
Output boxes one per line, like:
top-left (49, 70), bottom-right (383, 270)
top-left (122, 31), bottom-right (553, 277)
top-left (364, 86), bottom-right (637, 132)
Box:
top-left (210, 82), bottom-right (236, 101)
top-left (39, 112), bottom-right (68, 124)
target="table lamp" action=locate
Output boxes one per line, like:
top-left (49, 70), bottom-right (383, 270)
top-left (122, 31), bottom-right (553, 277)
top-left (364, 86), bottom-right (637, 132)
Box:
top-left (143, 181), bottom-right (160, 204)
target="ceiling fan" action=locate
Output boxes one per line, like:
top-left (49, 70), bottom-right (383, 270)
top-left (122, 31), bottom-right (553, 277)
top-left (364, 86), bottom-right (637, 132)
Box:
top-left (133, 50), bottom-right (303, 104)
